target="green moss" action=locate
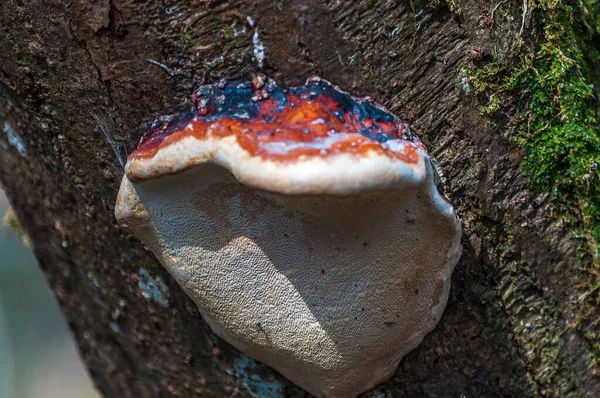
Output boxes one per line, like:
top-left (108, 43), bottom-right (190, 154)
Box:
top-left (274, 0), bottom-right (285, 11)
top-left (464, 0), bottom-right (600, 369)
top-left (427, 0), bottom-right (460, 13)
top-left (466, 0), bottom-right (600, 265)
top-left (2, 207), bottom-right (30, 247)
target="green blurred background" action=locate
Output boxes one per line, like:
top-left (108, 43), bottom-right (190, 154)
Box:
top-left (0, 188), bottom-right (98, 398)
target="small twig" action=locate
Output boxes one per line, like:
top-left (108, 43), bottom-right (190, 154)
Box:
top-left (336, 51), bottom-right (346, 69)
top-left (520, 0), bottom-right (528, 36)
top-left (490, 0), bottom-right (508, 23)
top-left (147, 59), bottom-right (191, 77)
top-left (409, 0), bottom-right (418, 49)
top-left (147, 59), bottom-right (172, 74)
top-left (589, 317), bottom-right (600, 329)
top-left (90, 111), bottom-right (126, 169)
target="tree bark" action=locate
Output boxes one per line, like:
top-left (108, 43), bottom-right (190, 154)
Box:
top-left (0, 0), bottom-right (598, 397)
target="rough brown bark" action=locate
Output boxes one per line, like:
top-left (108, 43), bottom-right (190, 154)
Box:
top-left (1, 0), bottom-right (599, 397)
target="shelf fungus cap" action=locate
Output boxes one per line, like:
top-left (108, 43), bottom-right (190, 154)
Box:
top-left (116, 76), bottom-right (462, 398)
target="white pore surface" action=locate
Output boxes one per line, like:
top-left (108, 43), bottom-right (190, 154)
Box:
top-left (116, 159), bottom-right (462, 397)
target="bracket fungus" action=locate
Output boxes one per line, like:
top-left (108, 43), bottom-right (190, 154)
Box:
top-left (116, 76), bottom-right (462, 397)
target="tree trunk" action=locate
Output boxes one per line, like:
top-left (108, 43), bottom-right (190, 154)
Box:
top-left (1, 0), bottom-right (598, 397)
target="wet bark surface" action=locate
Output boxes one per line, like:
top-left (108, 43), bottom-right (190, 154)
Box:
top-left (0, 0), bottom-right (599, 397)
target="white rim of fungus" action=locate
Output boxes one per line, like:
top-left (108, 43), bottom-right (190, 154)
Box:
top-left (125, 134), bottom-right (429, 196)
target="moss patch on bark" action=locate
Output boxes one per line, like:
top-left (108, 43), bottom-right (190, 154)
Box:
top-left (465, 0), bottom-right (600, 366)
top-left (466, 0), bottom-right (600, 265)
